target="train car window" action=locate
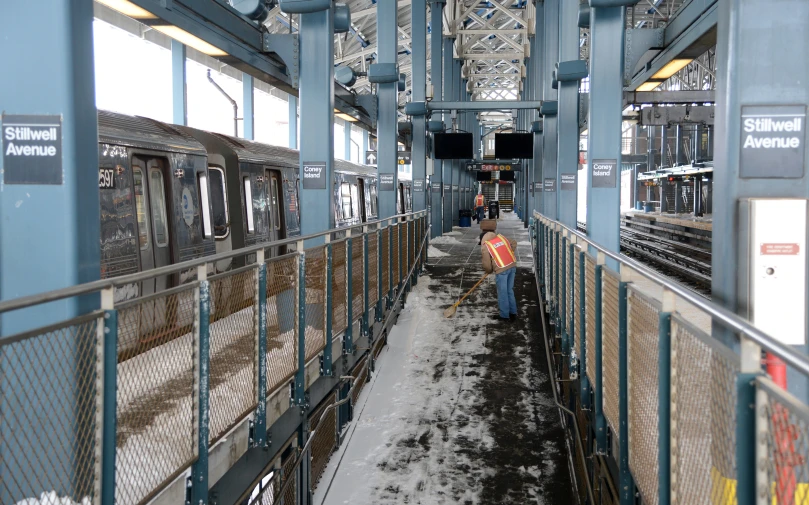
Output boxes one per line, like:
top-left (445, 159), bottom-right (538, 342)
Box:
top-left (208, 167), bottom-right (229, 238)
top-left (133, 168), bottom-right (149, 250)
top-left (271, 177), bottom-right (281, 230)
top-left (350, 184), bottom-right (360, 219)
top-left (244, 177), bottom-right (255, 233)
top-left (148, 169), bottom-right (169, 247)
top-left (340, 182), bottom-right (353, 218)
top-left (198, 174), bottom-right (213, 239)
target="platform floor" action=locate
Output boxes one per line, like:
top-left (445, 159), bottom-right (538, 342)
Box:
top-left (314, 213), bottom-right (573, 505)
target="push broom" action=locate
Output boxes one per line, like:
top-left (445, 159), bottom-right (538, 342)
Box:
top-left (443, 272), bottom-right (490, 318)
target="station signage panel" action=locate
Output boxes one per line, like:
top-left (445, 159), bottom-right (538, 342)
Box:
top-left (467, 162), bottom-right (521, 172)
top-left (544, 179), bottom-right (556, 192)
top-left (379, 173), bottom-right (395, 191)
top-left (2, 114), bottom-right (62, 184)
top-left (561, 174), bottom-right (576, 191)
top-left (591, 159), bottom-right (617, 188)
top-left (398, 152), bottom-right (411, 165)
top-left (413, 179), bottom-right (424, 192)
top-left (365, 151), bottom-right (377, 165)
top-left (534, 182), bottom-right (542, 193)
top-left (431, 182), bottom-right (441, 192)
top-left (302, 161), bottom-right (326, 189)
top-left (740, 105), bottom-right (806, 178)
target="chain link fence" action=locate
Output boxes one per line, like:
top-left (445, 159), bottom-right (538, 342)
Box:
top-left (351, 236), bottom-right (364, 322)
top-left (331, 240), bottom-right (348, 336)
top-left (0, 313), bottom-right (101, 505)
top-left (208, 266), bottom-right (259, 444)
top-left (266, 256), bottom-right (298, 395)
top-left (602, 268), bottom-right (621, 438)
top-left (304, 246), bottom-right (326, 362)
top-left (670, 315), bottom-right (738, 505)
top-left (585, 254), bottom-right (597, 383)
top-left (381, 228), bottom-right (390, 296)
top-left (309, 393), bottom-right (337, 487)
top-left (368, 232), bottom-right (380, 307)
top-left (627, 287), bottom-right (661, 505)
top-left (116, 285), bottom-right (198, 504)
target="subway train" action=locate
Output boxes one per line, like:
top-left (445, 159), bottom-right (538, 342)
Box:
top-left (98, 110), bottom-right (410, 301)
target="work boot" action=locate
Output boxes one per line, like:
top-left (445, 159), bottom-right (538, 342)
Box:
top-left (489, 314), bottom-right (509, 322)
top-left (509, 313), bottom-right (517, 321)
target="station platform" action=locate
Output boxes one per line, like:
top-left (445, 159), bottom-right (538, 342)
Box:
top-left (313, 213), bottom-right (574, 504)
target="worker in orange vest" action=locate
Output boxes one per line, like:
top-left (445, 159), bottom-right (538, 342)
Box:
top-left (481, 226), bottom-right (518, 321)
top-left (474, 191), bottom-right (486, 223)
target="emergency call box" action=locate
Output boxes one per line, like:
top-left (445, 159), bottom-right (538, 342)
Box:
top-left (740, 198), bottom-right (807, 345)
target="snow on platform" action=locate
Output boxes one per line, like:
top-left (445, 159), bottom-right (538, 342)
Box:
top-left (314, 213), bottom-right (572, 505)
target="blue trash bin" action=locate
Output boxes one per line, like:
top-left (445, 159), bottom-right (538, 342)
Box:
top-left (644, 202), bottom-right (654, 212)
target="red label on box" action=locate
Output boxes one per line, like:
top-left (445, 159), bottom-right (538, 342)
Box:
top-left (760, 243), bottom-right (800, 255)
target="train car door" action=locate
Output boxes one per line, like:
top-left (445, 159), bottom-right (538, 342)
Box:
top-left (132, 156), bottom-right (172, 296)
top-left (397, 183), bottom-right (404, 215)
top-left (266, 169), bottom-right (285, 256)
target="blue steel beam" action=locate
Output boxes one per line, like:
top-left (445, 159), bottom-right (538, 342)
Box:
top-left (377, 0), bottom-right (399, 218)
top-left (586, 6), bottom-right (624, 258)
top-left (172, 40), bottom-right (188, 126)
top-left (531, 1), bottom-right (544, 216)
top-left (541, 0), bottom-right (559, 219)
top-left (628, 1), bottom-right (717, 90)
top-left (412, 0), bottom-right (428, 212)
top-left (556, 0), bottom-right (579, 227)
top-left (298, 7), bottom-right (335, 238)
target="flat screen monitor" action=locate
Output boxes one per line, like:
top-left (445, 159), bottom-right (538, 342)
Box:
top-left (499, 170), bottom-right (515, 182)
top-left (433, 133), bottom-right (473, 159)
top-left (495, 133), bottom-right (533, 159)
top-left (476, 171), bottom-right (492, 182)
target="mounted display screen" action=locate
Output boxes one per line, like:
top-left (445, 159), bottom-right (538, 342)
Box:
top-left (433, 133), bottom-right (473, 159)
top-left (495, 133), bottom-right (533, 159)
top-left (476, 171), bottom-right (492, 182)
top-left (499, 170), bottom-right (515, 182)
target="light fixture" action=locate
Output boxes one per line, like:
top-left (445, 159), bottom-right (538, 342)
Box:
top-left (652, 58), bottom-right (692, 80)
top-left (152, 25), bottom-right (228, 56)
top-left (336, 113), bottom-right (358, 122)
top-left (636, 81), bottom-right (662, 92)
top-left (96, 0), bottom-right (156, 19)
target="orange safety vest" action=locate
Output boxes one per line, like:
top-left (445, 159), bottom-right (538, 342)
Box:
top-left (484, 234), bottom-right (516, 269)
top-left (475, 194), bottom-right (485, 207)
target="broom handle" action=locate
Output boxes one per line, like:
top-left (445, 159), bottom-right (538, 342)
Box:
top-left (453, 272), bottom-right (490, 308)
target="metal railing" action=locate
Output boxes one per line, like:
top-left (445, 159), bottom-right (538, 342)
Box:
top-left (531, 211), bottom-right (809, 505)
top-left (0, 211), bottom-right (428, 505)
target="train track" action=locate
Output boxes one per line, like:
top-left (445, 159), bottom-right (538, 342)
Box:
top-left (576, 221), bottom-right (712, 297)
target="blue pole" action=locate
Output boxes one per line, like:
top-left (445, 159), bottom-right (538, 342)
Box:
top-left (190, 280), bottom-right (211, 504)
top-left (344, 119), bottom-right (352, 161)
top-left (594, 264), bottom-right (607, 452)
top-left (345, 235), bottom-right (354, 353)
top-left (172, 40), bottom-right (187, 126)
top-left (541, 0), bottom-right (559, 220)
top-left (556, 0), bottom-right (580, 228)
top-left (531, 1), bottom-right (544, 218)
top-left (586, 5), bottom-right (625, 260)
top-left (324, 245), bottom-right (333, 376)
top-left (429, 0), bottom-right (445, 238)
top-left (377, 0), bottom-right (399, 218)
top-left (295, 253), bottom-right (307, 406)
top-left (412, 0), bottom-right (427, 212)
top-left (288, 94), bottom-right (298, 149)
top-left (255, 263), bottom-right (267, 446)
top-left (658, 311), bottom-right (671, 505)
top-left (441, 36), bottom-right (454, 234)
top-left (243, 74), bottom-right (254, 140)
top-left (101, 309), bottom-right (118, 504)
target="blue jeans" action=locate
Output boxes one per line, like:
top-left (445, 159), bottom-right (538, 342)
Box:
top-left (495, 268), bottom-right (517, 318)
top-left (476, 206), bottom-right (485, 222)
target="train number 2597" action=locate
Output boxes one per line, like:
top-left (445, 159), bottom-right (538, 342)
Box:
top-left (99, 168), bottom-right (115, 189)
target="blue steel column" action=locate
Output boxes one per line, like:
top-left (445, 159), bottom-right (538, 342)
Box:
top-left (377, 0), bottom-right (399, 218)
top-left (585, 5), bottom-right (625, 255)
top-left (714, 0), bottom-right (809, 408)
top-left (452, 58), bottom-right (462, 225)
top-left (541, 0), bottom-right (559, 219)
top-left (172, 40), bottom-right (188, 125)
top-left (523, 43), bottom-right (533, 227)
top-left (298, 8), bottom-right (335, 237)
top-left (429, 0), bottom-right (445, 238)
top-left (0, 1), bottom-right (99, 332)
top-left (412, 0), bottom-right (427, 211)
top-left (288, 94), bottom-right (298, 148)
top-left (531, 1), bottom-right (544, 216)
top-left (442, 36), bottom-right (454, 233)
top-left (556, 0), bottom-right (579, 227)
top-left (243, 74), bottom-right (254, 140)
